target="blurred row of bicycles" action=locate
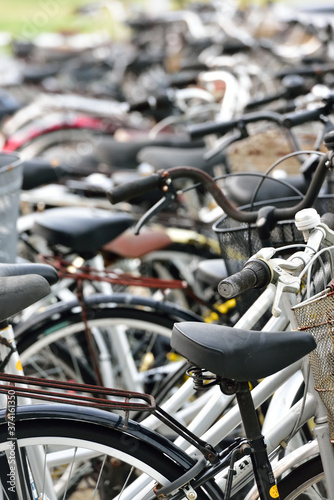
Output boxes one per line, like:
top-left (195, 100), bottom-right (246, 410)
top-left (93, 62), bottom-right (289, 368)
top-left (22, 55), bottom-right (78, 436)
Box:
top-left (1, 0), bottom-right (334, 498)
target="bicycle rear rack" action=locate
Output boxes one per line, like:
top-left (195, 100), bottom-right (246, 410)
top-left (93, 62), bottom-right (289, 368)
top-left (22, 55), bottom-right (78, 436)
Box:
top-left (0, 373), bottom-right (156, 413)
top-left (0, 372), bottom-right (220, 461)
top-left (40, 254), bottom-right (189, 290)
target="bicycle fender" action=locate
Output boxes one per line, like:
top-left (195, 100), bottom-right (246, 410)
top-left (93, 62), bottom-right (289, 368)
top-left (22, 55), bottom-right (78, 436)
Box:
top-left (13, 292), bottom-right (203, 339)
top-left (0, 404), bottom-right (196, 470)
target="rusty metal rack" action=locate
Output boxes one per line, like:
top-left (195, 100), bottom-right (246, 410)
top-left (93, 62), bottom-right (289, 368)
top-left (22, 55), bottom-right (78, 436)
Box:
top-left (0, 373), bottom-right (155, 412)
top-left (40, 254), bottom-right (189, 290)
top-left (0, 373), bottom-right (219, 459)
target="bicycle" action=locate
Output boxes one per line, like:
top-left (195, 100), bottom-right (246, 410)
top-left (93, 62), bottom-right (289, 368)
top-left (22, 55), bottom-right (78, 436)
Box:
top-left (15, 202), bottom-right (225, 395)
top-left (0, 133), bottom-right (334, 499)
top-left (0, 204), bottom-right (325, 500)
top-left (13, 121), bottom-right (334, 409)
top-left (0, 195), bottom-right (331, 498)
top-left (98, 129), bottom-right (334, 497)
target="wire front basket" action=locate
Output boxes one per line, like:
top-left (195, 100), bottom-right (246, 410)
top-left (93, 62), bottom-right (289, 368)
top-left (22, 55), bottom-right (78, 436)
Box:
top-left (0, 153), bottom-right (22, 263)
top-left (292, 288), bottom-right (334, 442)
top-left (212, 194), bottom-right (334, 319)
top-left (213, 195), bottom-right (334, 277)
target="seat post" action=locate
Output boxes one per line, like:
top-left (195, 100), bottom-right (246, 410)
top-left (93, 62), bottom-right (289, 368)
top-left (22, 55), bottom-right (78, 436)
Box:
top-left (221, 380), bottom-right (280, 500)
top-left (235, 381), bottom-right (262, 440)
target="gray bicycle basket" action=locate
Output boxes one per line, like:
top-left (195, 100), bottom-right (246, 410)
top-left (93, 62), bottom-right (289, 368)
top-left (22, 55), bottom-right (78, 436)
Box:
top-left (293, 288), bottom-right (334, 442)
top-left (0, 153), bottom-right (22, 263)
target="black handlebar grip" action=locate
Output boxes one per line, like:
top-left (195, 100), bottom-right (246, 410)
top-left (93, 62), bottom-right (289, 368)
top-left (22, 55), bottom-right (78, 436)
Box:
top-left (283, 106), bottom-right (326, 128)
top-left (320, 212), bottom-right (334, 231)
top-left (218, 259), bottom-right (271, 298)
top-left (107, 174), bottom-right (162, 204)
top-left (188, 119), bottom-right (238, 140)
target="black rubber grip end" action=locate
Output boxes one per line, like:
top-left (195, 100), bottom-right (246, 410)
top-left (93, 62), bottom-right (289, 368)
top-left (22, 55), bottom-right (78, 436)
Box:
top-left (218, 259), bottom-right (271, 298)
top-left (107, 174), bottom-right (162, 204)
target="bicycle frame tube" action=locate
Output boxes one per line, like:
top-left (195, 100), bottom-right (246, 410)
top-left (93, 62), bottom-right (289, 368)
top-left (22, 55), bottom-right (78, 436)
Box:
top-left (245, 440), bottom-right (319, 500)
top-left (119, 362), bottom-right (321, 500)
top-left (142, 287), bottom-right (290, 437)
top-left (246, 376), bottom-right (334, 499)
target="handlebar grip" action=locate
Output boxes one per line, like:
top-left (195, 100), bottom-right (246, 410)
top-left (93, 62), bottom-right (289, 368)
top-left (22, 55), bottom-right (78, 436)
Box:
top-left (283, 106), bottom-right (326, 128)
top-left (188, 110), bottom-right (285, 140)
top-left (107, 174), bottom-right (162, 204)
top-left (218, 259), bottom-right (271, 298)
top-left (320, 212), bottom-right (334, 231)
top-left (188, 119), bottom-right (238, 140)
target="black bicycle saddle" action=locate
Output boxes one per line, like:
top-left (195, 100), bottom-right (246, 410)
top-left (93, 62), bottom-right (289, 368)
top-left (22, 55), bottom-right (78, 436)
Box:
top-left (172, 322), bottom-right (316, 382)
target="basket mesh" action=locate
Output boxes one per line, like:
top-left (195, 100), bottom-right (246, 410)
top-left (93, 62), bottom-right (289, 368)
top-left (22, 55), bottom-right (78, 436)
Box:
top-left (293, 289), bottom-right (334, 442)
top-left (0, 154), bottom-right (22, 263)
top-left (224, 121), bottom-right (301, 173)
top-left (213, 195), bottom-right (334, 319)
top-left (213, 195), bottom-right (334, 276)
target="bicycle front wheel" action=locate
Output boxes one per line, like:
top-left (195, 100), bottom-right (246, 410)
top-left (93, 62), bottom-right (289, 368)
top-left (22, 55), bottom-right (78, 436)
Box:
top-left (0, 405), bottom-right (213, 500)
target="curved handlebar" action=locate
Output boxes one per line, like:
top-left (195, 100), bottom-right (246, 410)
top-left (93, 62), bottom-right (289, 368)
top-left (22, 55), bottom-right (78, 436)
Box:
top-left (107, 149), bottom-right (330, 224)
top-left (107, 127), bottom-right (334, 226)
top-left (187, 110), bottom-right (285, 140)
top-left (188, 100), bottom-right (334, 141)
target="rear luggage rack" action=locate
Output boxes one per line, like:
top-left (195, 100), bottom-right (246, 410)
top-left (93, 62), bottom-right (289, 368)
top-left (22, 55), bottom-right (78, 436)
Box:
top-left (0, 373), bottom-right (155, 412)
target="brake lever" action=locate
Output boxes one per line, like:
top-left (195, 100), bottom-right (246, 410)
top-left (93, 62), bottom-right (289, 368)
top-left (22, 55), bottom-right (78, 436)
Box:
top-left (134, 183), bottom-right (177, 235)
top-left (272, 273), bottom-right (301, 317)
top-left (254, 251), bottom-right (302, 317)
top-left (266, 258), bottom-right (301, 317)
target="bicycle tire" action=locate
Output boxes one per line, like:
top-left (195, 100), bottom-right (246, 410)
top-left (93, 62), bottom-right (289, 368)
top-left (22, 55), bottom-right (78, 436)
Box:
top-left (136, 242), bottom-right (220, 314)
top-left (277, 455), bottom-right (327, 499)
top-left (0, 404), bottom-right (213, 500)
top-left (16, 303), bottom-right (186, 398)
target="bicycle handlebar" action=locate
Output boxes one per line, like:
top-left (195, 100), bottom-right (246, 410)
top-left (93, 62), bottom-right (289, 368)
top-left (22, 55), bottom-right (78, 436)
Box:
top-left (218, 211), bottom-right (334, 299)
top-left (107, 173), bottom-right (162, 205)
top-left (283, 105), bottom-right (329, 128)
top-left (245, 75), bottom-right (308, 111)
top-left (107, 145), bottom-right (331, 223)
top-left (187, 110), bottom-right (285, 140)
top-left (188, 99), bottom-right (334, 140)
top-left (245, 90), bottom-right (288, 111)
